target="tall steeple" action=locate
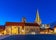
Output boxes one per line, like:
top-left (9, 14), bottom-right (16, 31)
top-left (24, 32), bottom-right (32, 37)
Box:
top-left (35, 10), bottom-right (41, 25)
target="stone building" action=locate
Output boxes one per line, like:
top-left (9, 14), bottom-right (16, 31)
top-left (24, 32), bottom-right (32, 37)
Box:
top-left (4, 10), bottom-right (41, 35)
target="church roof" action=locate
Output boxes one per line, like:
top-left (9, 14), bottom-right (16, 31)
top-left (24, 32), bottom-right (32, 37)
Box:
top-left (5, 22), bottom-right (39, 26)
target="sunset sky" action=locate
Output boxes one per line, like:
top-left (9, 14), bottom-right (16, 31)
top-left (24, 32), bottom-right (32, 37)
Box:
top-left (0, 0), bottom-right (56, 25)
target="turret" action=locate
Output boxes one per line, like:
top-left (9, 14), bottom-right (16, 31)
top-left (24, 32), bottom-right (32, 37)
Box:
top-left (22, 17), bottom-right (26, 23)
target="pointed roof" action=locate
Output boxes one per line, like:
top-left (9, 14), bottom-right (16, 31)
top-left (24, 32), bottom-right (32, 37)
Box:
top-left (35, 10), bottom-right (41, 25)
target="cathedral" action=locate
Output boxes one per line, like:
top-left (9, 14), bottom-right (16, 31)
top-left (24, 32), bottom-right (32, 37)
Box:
top-left (0, 10), bottom-right (55, 35)
top-left (0, 10), bottom-right (41, 35)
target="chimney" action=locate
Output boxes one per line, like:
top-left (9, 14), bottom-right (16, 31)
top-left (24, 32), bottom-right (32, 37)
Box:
top-left (22, 17), bottom-right (26, 23)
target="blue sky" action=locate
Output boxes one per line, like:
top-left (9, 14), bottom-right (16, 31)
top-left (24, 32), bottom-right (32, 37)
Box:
top-left (0, 0), bottom-right (56, 25)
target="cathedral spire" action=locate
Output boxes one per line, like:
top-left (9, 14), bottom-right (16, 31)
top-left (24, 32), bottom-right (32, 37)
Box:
top-left (35, 10), bottom-right (41, 25)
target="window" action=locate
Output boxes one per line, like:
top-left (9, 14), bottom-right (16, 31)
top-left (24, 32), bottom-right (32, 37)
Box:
top-left (18, 27), bottom-right (20, 34)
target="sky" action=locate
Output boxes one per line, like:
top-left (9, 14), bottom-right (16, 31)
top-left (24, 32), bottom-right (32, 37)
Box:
top-left (0, 0), bottom-right (56, 25)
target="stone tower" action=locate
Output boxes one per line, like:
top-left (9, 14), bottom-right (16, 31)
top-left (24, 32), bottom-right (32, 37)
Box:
top-left (22, 17), bottom-right (26, 23)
